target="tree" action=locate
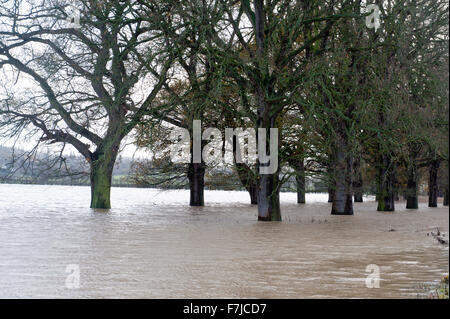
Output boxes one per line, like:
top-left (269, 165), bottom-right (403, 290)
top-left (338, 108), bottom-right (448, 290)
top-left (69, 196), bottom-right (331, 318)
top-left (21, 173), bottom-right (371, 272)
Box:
top-left (358, 0), bottom-right (448, 211)
top-left (206, 0), bottom-right (355, 220)
top-left (0, 0), bottom-right (183, 208)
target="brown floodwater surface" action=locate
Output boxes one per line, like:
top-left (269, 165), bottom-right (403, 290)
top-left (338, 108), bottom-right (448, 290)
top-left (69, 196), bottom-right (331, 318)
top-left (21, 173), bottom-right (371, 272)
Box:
top-left (0, 184), bottom-right (448, 298)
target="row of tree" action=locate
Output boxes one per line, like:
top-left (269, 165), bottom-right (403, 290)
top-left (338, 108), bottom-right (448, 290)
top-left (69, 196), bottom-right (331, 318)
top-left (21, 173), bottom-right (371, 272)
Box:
top-left (0, 0), bottom-right (448, 221)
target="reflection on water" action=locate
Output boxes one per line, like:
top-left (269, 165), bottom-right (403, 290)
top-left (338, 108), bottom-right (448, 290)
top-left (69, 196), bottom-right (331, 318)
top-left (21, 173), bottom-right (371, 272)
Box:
top-left (0, 184), bottom-right (448, 298)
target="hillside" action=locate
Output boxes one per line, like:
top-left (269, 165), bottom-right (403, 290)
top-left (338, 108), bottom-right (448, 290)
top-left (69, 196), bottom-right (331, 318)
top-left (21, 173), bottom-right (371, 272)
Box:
top-left (0, 146), bottom-right (135, 183)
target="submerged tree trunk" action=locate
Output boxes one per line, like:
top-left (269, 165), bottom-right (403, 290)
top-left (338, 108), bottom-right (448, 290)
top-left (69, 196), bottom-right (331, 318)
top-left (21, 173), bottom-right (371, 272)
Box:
top-left (90, 145), bottom-right (119, 209)
top-left (353, 156), bottom-right (363, 202)
top-left (377, 154), bottom-right (395, 212)
top-left (327, 149), bottom-right (336, 203)
top-left (188, 163), bottom-right (205, 206)
top-left (90, 160), bottom-right (114, 209)
top-left (254, 0), bottom-right (281, 221)
top-left (331, 138), bottom-right (353, 215)
top-left (256, 114), bottom-right (282, 221)
top-left (290, 159), bottom-right (306, 204)
top-left (443, 160), bottom-right (449, 207)
top-left (236, 163), bottom-right (258, 205)
top-left (444, 187), bottom-right (449, 206)
top-left (248, 183), bottom-right (258, 205)
top-left (393, 170), bottom-right (400, 201)
top-left (328, 186), bottom-right (335, 202)
top-left (258, 171), bottom-right (281, 221)
top-left (230, 125), bottom-right (259, 205)
top-left (406, 163), bottom-right (418, 209)
top-left (256, 105), bottom-right (281, 221)
top-left (257, 116), bottom-right (281, 221)
top-left (428, 160), bottom-right (440, 208)
top-left (296, 170), bottom-right (306, 204)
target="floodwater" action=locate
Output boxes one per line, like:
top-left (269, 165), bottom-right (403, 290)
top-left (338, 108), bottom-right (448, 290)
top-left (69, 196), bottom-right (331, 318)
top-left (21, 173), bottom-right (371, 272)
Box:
top-left (0, 184), bottom-right (448, 299)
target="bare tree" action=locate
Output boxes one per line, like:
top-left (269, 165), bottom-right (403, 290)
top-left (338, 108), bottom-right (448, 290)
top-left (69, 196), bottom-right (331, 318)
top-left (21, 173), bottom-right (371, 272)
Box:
top-left (0, 0), bottom-right (184, 208)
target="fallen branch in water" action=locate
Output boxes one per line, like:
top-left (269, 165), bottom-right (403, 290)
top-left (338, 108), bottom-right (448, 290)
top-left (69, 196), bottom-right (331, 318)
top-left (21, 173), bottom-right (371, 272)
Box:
top-left (428, 228), bottom-right (449, 245)
top-left (435, 236), bottom-right (449, 245)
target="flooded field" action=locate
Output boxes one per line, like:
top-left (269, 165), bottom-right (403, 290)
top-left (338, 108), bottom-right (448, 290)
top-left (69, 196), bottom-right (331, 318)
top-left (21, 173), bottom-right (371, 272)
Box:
top-left (0, 184), bottom-right (448, 298)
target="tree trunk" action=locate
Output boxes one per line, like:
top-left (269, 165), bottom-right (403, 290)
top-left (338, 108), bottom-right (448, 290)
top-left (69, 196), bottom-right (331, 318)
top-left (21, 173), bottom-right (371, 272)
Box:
top-left (258, 172), bottom-right (281, 221)
top-left (327, 150), bottom-right (335, 203)
top-left (402, 192), bottom-right (407, 201)
top-left (353, 157), bottom-right (363, 202)
top-left (444, 187), bottom-right (449, 206)
top-left (331, 140), bottom-right (353, 215)
top-left (377, 154), bottom-right (395, 211)
top-left (296, 175), bottom-right (306, 204)
top-left (406, 164), bottom-right (418, 209)
top-left (290, 159), bottom-right (306, 204)
top-left (428, 160), bottom-right (440, 208)
top-left (393, 170), bottom-right (400, 201)
top-left (256, 121), bottom-right (281, 221)
top-left (248, 183), bottom-right (258, 205)
top-left (90, 151), bottom-right (117, 209)
top-left (257, 113), bottom-right (281, 221)
top-left (188, 163), bottom-right (205, 206)
top-left (256, 116), bottom-right (281, 221)
top-left (254, 0), bottom-right (281, 221)
top-left (236, 163), bottom-right (258, 205)
top-left (328, 186), bottom-right (334, 203)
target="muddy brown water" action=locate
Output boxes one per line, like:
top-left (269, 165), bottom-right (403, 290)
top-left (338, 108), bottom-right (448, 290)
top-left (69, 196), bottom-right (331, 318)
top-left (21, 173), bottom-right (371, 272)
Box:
top-left (0, 184), bottom-right (448, 298)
